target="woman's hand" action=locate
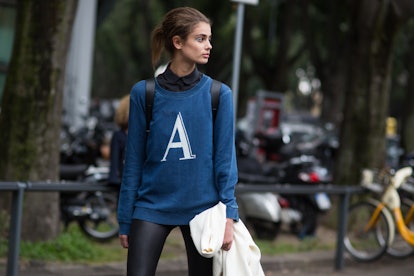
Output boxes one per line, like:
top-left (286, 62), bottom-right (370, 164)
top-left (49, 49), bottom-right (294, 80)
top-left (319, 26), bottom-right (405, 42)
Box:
top-left (119, 235), bottom-right (129, 248)
top-left (221, 218), bottom-right (234, 251)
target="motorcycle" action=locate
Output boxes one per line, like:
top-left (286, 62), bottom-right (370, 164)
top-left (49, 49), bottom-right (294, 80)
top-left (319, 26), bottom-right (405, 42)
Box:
top-left (58, 107), bottom-right (120, 241)
top-left (237, 153), bottom-right (332, 240)
top-left (277, 155), bottom-right (332, 238)
top-left (60, 108), bottom-right (117, 166)
top-left (59, 163), bottom-right (119, 241)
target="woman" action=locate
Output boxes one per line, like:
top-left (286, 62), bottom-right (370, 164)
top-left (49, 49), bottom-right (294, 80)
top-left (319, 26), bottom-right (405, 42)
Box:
top-left (117, 7), bottom-right (239, 276)
top-left (108, 94), bottom-right (129, 186)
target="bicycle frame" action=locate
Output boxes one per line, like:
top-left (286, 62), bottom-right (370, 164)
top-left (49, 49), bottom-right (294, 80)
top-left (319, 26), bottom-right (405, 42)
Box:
top-left (405, 204), bottom-right (414, 225)
top-left (392, 208), bottom-right (414, 245)
top-left (363, 201), bottom-right (386, 232)
top-left (382, 167), bottom-right (414, 246)
top-left (362, 198), bottom-right (395, 244)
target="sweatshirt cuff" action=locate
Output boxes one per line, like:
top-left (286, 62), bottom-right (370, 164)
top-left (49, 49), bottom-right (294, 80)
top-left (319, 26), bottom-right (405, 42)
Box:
top-left (226, 205), bottom-right (239, 222)
top-left (119, 222), bottom-right (131, 235)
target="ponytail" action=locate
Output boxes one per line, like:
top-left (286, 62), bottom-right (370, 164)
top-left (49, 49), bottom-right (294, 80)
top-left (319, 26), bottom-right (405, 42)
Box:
top-left (151, 26), bottom-right (164, 68)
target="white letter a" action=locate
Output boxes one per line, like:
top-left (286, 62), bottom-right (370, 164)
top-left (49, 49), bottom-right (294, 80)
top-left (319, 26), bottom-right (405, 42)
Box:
top-left (161, 112), bottom-right (196, 162)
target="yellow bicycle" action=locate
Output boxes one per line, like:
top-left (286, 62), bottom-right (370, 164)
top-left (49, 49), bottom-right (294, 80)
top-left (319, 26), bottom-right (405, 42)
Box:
top-left (387, 179), bottom-right (414, 258)
top-left (344, 167), bottom-right (414, 262)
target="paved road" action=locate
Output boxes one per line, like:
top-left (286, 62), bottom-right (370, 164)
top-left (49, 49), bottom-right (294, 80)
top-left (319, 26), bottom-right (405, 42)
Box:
top-left (1, 250), bottom-right (413, 276)
top-left (261, 252), bottom-right (414, 276)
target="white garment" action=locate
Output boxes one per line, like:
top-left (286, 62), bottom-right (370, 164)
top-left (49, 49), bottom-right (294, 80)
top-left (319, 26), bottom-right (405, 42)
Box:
top-left (189, 202), bottom-right (265, 276)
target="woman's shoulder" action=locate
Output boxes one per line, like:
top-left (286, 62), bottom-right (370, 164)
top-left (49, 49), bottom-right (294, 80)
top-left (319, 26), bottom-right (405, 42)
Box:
top-left (130, 80), bottom-right (146, 95)
top-left (129, 79), bottom-right (149, 105)
top-left (219, 82), bottom-right (231, 96)
top-left (202, 75), bottom-right (232, 95)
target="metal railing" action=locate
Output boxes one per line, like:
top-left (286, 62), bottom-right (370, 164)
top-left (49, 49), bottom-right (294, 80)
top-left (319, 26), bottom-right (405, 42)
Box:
top-left (0, 181), bottom-right (365, 276)
top-left (236, 183), bottom-right (365, 271)
top-left (0, 181), bottom-right (117, 276)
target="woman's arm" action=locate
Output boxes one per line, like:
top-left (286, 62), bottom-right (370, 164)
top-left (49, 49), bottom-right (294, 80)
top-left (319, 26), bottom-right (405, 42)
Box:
top-left (213, 83), bottom-right (239, 221)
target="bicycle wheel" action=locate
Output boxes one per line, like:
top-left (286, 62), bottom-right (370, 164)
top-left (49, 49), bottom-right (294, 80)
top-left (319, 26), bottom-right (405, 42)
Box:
top-left (386, 198), bottom-right (414, 258)
top-left (344, 199), bottom-right (394, 262)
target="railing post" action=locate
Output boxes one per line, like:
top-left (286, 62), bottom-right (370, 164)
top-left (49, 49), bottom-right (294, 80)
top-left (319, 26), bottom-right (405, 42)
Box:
top-left (334, 189), bottom-right (351, 270)
top-left (7, 182), bottom-right (26, 276)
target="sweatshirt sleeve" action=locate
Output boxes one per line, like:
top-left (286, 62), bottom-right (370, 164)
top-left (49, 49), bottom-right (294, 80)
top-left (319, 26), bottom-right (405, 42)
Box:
top-left (117, 80), bottom-right (147, 235)
top-left (213, 83), bottom-right (239, 221)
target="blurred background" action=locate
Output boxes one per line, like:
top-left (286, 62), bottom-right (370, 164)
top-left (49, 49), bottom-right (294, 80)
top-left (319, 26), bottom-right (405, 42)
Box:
top-left (2, 0), bottom-right (414, 242)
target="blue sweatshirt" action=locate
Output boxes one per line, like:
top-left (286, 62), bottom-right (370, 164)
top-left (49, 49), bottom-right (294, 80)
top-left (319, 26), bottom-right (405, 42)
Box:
top-left (117, 75), bottom-right (239, 235)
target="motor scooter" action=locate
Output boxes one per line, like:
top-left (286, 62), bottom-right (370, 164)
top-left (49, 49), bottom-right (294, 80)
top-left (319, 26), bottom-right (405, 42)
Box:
top-left (237, 156), bottom-right (303, 240)
top-left (59, 163), bottom-right (119, 241)
top-left (237, 154), bottom-right (332, 239)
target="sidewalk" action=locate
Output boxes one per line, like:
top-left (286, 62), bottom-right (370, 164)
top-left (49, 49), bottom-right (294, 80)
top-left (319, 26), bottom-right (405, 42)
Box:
top-left (2, 250), bottom-right (413, 276)
top-left (2, 225), bottom-right (414, 276)
top-left (0, 250), bottom-right (335, 276)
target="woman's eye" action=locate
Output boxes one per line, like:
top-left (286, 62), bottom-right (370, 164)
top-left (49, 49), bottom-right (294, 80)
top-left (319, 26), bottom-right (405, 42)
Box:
top-left (196, 37), bottom-right (204, 42)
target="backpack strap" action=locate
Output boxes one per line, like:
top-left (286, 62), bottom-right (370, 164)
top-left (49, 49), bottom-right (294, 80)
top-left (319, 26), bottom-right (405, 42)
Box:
top-left (145, 79), bottom-right (155, 136)
top-left (211, 79), bottom-right (221, 122)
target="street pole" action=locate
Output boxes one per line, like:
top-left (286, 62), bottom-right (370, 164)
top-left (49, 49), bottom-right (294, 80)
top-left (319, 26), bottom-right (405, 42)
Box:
top-left (230, 0), bottom-right (259, 122)
top-left (231, 2), bottom-right (245, 121)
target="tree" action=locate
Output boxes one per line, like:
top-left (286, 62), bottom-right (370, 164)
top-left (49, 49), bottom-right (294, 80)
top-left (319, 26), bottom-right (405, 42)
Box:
top-left (0, 0), bottom-right (78, 241)
top-left (92, 0), bottom-right (414, 184)
top-left (399, 20), bottom-right (414, 154)
top-left (335, 0), bottom-right (414, 185)
top-left (297, 0), bottom-right (351, 126)
top-left (93, 0), bottom-right (160, 99)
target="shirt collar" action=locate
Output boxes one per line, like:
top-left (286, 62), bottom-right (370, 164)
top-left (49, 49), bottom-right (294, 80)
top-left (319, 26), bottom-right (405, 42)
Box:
top-left (157, 65), bottom-right (202, 91)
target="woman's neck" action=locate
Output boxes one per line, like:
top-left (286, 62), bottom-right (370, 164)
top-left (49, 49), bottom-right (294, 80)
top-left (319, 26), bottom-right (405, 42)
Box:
top-left (169, 61), bottom-right (196, 77)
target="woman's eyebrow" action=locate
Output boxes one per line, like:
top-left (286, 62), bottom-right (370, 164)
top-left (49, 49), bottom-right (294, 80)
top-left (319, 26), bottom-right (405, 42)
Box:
top-left (195, 33), bottom-right (212, 39)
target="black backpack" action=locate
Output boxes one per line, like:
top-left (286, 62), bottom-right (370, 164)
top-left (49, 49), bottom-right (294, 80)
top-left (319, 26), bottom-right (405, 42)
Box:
top-left (144, 79), bottom-right (222, 135)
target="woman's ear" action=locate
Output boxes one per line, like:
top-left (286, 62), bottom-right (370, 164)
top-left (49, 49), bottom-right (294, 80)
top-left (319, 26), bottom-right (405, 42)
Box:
top-left (172, 35), bottom-right (183, 49)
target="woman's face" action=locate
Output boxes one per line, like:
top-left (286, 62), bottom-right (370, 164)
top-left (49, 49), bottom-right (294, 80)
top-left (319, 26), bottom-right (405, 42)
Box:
top-left (176, 22), bottom-right (212, 65)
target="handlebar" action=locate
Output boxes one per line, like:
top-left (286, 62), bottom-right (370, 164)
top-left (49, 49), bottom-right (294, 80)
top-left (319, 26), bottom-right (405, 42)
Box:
top-left (361, 166), bottom-right (413, 192)
top-left (392, 167), bottom-right (413, 189)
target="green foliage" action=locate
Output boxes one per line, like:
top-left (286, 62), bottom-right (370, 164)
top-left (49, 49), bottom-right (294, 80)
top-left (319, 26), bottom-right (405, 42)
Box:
top-left (0, 222), bottom-right (335, 264)
top-left (0, 210), bottom-right (9, 257)
top-left (10, 225), bottom-right (125, 263)
top-left (0, 240), bottom-right (6, 258)
top-left (19, 227), bottom-right (103, 262)
top-left (256, 236), bottom-right (334, 256)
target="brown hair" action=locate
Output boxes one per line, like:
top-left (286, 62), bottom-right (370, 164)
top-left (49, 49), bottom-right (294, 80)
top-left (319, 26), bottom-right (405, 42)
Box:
top-left (151, 7), bottom-right (211, 67)
top-left (114, 95), bottom-right (130, 130)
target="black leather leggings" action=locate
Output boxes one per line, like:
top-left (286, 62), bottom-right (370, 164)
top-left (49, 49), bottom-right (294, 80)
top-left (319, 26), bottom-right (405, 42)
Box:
top-left (127, 219), bottom-right (213, 276)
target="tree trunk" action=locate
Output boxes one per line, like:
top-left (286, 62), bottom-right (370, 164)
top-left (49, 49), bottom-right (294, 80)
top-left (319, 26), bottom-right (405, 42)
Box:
top-left (400, 26), bottom-right (414, 154)
top-left (0, 0), bottom-right (78, 241)
top-left (334, 0), bottom-right (402, 185)
top-left (318, 1), bottom-right (349, 127)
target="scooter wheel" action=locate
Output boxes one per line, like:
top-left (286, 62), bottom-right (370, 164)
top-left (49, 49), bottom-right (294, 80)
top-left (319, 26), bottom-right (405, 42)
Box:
top-left (78, 191), bottom-right (119, 241)
top-left (248, 218), bottom-right (281, 240)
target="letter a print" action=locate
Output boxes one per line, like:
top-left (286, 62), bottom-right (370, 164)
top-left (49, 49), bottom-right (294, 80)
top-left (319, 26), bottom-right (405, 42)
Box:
top-left (161, 112), bottom-right (196, 162)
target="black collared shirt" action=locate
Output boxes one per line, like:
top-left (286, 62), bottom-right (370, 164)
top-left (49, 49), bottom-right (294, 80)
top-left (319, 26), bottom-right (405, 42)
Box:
top-left (156, 65), bottom-right (202, 92)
